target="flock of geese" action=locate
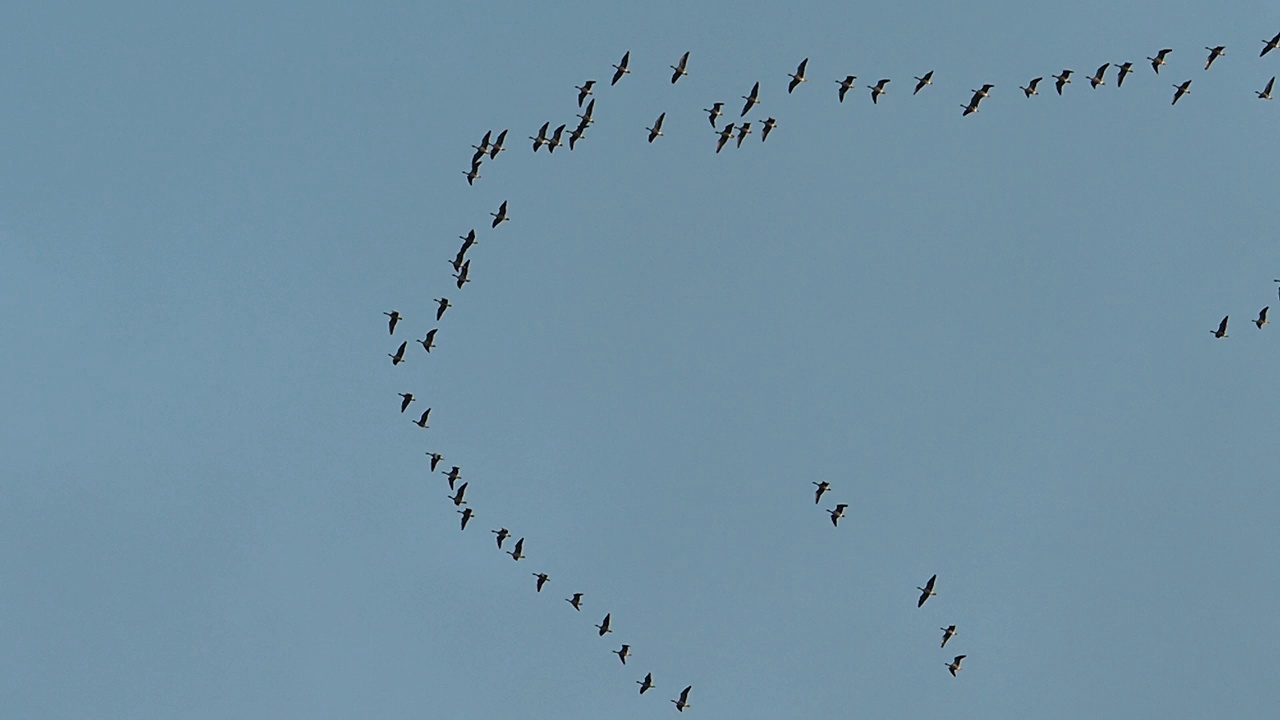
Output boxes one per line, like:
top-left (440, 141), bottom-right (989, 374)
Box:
top-left (409, 28), bottom-right (1280, 711)
top-left (1209, 281), bottom-right (1280, 339)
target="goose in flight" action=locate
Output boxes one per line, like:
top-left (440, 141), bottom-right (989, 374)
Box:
top-left (577, 99), bottom-right (596, 128)
top-left (1258, 76), bottom-right (1275, 99)
top-left (1256, 306), bottom-right (1270, 329)
top-left (434, 297), bottom-right (451, 321)
top-left (1205, 45), bottom-right (1226, 70)
top-left (453, 259), bottom-right (471, 289)
top-left (670, 51), bottom-right (690, 83)
top-left (940, 624), bottom-right (957, 648)
top-left (636, 672), bottom-right (654, 694)
top-left (947, 655), bottom-right (966, 677)
top-left (917, 574), bottom-right (938, 607)
top-left (646, 112), bottom-right (666, 143)
top-left (1089, 63), bottom-right (1110, 88)
top-left (836, 74), bottom-right (857, 102)
top-left (1148, 48), bottom-right (1173, 73)
top-left (418, 328), bottom-right (437, 353)
top-left (1264, 31), bottom-right (1280, 57)
top-left (813, 481), bottom-right (831, 504)
top-left (596, 613), bottom-right (613, 636)
top-left (389, 341), bottom-right (407, 366)
top-left (761, 117), bottom-right (777, 141)
top-left (508, 537), bottom-right (526, 561)
top-left (457, 507), bottom-right (474, 530)
top-left (448, 482), bottom-right (468, 507)
top-left (458, 228), bottom-right (477, 252)
top-left (715, 123), bottom-right (736, 153)
top-left (398, 392), bottom-right (414, 413)
top-left (788, 58), bottom-right (809, 93)
top-left (1053, 69), bottom-right (1072, 95)
top-left (611, 51), bottom-right (631, 85)
top-left (1172, 79), bottom-right (1192, 105)
top-left (913, 70), bottom-right (934, 94)
top-left (470, 131), bottom-right (490, 164)
top-left (462, 164), bottom-right (480, 186)
top-left (736, 121), bottom-right (752, 147)
top-left (529, 121), bottom-right (550, 152)
top-left (575, 80), bottom-right (595, 107)
top-left (704, 102), bottom-right (724, 127)
top-left (566, 592), bottom-right (583, 611)
top-left (546, 124), bottom-right (567, 153)
top-left (384, 310), bottom-right (401, 335)
top-left (740, 81), bottom-right (761, 116)
top-left (427, 452), bottom-right (443, 472)
top-left (1211, 315), bottom-right (1228, 338)
top-left (532, 572), bottom-right (550, 592)
top-left (412, 407), bottom-right (431, 429)
top-left (1020, 77), bottom-right (1042, 97)
top-left (614, 644), bottom-right (631, 665)
top-left (672, 685), bottom-right (693, 712)
top-left (567, 123), bottom-right (586, 150)
top-left (1116, 62), bottom-right (1134, 87)
top-left (828, 503), bottom-right (848, 527)
top-left (443, 466), bottom-right (461, 490)
top-left (487, 129), bottom-right (508, 159)
top-left (492, 527), bottom-right (509, 549)
top-left (870, 78), bottom-right (890, 104)
top-left (490, 200), bottom-right (509, 228)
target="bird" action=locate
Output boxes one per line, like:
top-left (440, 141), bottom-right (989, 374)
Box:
top-left (418, 328), bottom-right (437, 353)
top-left (740, 81), bottom-right (760, 116)
top-left (1258, 76), bottom-right (1275, 99)
top-left (1264, 31), bottom-right (1280, 57)
top-left (917, 574), bottom-right (938, 607)
top-left (1089, 62), bottom-right (1110, 88)
top-left (940, 624), bottom-right (957, 648)
top-left (412, 408), bottom-right (431, 429)
top-left (1116, 62), bottom-right (1134, 87)
top-left (828, 503), bottom-right (848, 527)
top-left (870, 78), bottom-right (890, 104)
top-left (646, 112), bottom-right (666, 143)
top-left (453, 259), bottom-right (471, 289)
top-left (389, 341), bottom-right (407, 366)
top-left (1256, 307), bottom-right (1270, 329)
top-left (1205, 45), bottom-right (1226, 70)
top-left (490, 200), bottom-right (509, 228)
top-left (448, 482), bottom-right (468, 507)
top-left (715, 123), bottom-right (735, 153)
top-left (1212, 315), bottom-right (1229, 338)
top-left (470, 130), bottom-right (491, 157)
top-left (670, 51), bottom-right (690, 83)
top-left (812, 481), bottom-right (831, 504)
top-left (672, 685), bottom-right (692, 712)
top-left (398, 392), bottom-right (414, 412)
top-left (427, 452), bottom-right (443, 472)
top-left (963, 87), bottom-right (989, 113)
top-left (566, 592), bottom-right (583, 611)
top-left (567, 123), bottom-right (586, 150)
top-left (761, 117), bottom-right (777, 141)
top-left (947, 655), bottom-right (966, 677)
top-left (636, 672), bottom-right (654, 694)
top-left (458, 228), bottom-right (477, 251)
top-left (443, 466), bottom-right (461, 490)
top-left (736, 122), bottom-right (752, 147)
top-left (508, 537), bottom-right (525, 561)
top-left (384, 311), bottom-right (401, 335)
top-left (529, 121), bottom-right (550, 152)
top-left (577, 98), bottom-right (596, 127)
top-left (546, 124), bottom-right (567, 153)
top-left (1020, 77), bottom-right (1042, 97)
top-left (487, 129), bottom-right (508, 159)
top-left (836, 74), bottom-right (857, 102)
top-left (458, 507), bottom-right (474, 530)
top-left (913, 70), bottom-right (934, 94)
top-left (492, 527), bottom-right (509, 549)
top-left (961, 98), bottom-right (981, 116)
top-left (1172, 79), bottom-right (1192, 105)
top-left (1053, 69), bottom-right (1072, 95)
top-left (575, 80), bottom-right (595, 107)
top-left (788, 58), bottom-right (809, 93)
top-left (704, 102), bottom-right (724, 127)
top-left (533, 572), bottom-right (550, 592)
top-left (434, 298), bottom-right (451, 322)
top-left (614, 644), bottom-right (631, 665)
top-left (1149, 48), bottom-right (1173, 73)
top-left (611, 51), bottom-right (631, 85)
top-left (596, 613), bottom-right (612, 636)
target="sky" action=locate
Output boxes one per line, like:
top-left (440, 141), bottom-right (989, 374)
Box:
top-left (4, 1), bottom-right (1280, 718)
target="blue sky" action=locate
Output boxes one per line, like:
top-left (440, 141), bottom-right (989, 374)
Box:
top-left (4, 2), bottom-right (1280, 717)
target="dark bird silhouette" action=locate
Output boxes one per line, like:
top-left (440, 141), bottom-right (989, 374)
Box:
top-left (672, 685), bottom-right (693, 712)
top-left (529, 121), bottom-right (550, 152)
top-left (1258, 76), bottom-right (1275, 99)
top-left (434, 298), bottom-right (451, 322)
top-left (646, 112), bottom-right (666, 143)
top-left (490, 200), bottom-right (509, 228)
top-left (453, 259), bottom-right (471, 289)
top-left (836, 74), bottom-right (857, 102)
top-left (458, 507), bottom-right (473, 530)
top-left (575, 80), bottom-right (595, 107)
top-left (413, 407), bottom-right (431, 429)
top-left (470, 130), bottom-right (491, 164)
top-left (389, 341), bottom-right (407, 366)
top-left (761, 117), bottom-right (777, 141)
top-left (715, 123), bottom-right (735, 153)
top-left (913, 70), bottom-right (934, 94)
top-left (704, 102), bottom-right (724, 127)
top-left (443, 466), bottom-right (461, 490)
top-left (971, 83), bottom-right (994, 99)
top-left (492, 527), bottom-right (509, 548)
top-left (870, 78), bottom-right (890, 104)
top-left (788, 58), bottom-right (809, 93)
top-left (940, 624), bottom-right (957, 648)
top-left (398, 392), bottom-right (414, 412)
top-left (568, 123), bottom-right (586, 150)
top-left (566, 592), bottom-right (583, 611)
top-left (1116, 62), bottom-right (1133, 87)
top-left (1256, 307), bottom-right (1269, 329)
top-left (1089, 63), bottom-right (1110, 88)
top-left (736, 121), bottom-right (752, 147)
top-left (828, 503), bottom-right (848, 527)
top-left (961, 98), bottom-right (982, 116)
top-left (547, 124), bottom-right (567, 153)
top-left (637, 672), bottom-right (654, 694)
top-left (596, 613), bottom-right (612, 636)
top-left (427, 452), bottom-right (443, 472)
top-left (418, 328), bottom-right (438, 353)
top-left (614, 644), bottom-right (631, 665)
top-left (1149, 48), bottom-right (1173, 73)
top-left (670, 51), bottom-right (690, 83)
top-left (1172, 79), bottom-right (1192, 105)
top-left (1053, 69), bottom-right (1072, 94)
top-left (533, 572), bottom-right (550, 592)
top-left (1264, 31), bottom-right (1280, 57)
top-left (448, 482), bottom-right (468, 507)
top-left (1021, 76), bottom-right (1042, 97)
top-left (384, 311), bottom-right (401, 335)
top-left (813, 481), bottom-right (831, 504)
top-left (488, 129), bottom-right (508, 159)
top-left (917, 574), bottom-right (938, 607)
top-left (947, 655), bottom-right (966, 677)
top-left (508, 537), bottom-right (525, 561)
top-left (611, 51), bottom-right (631, 85)
top-left (458, 228), bottom-right (477, 252)
top-left (740, 81), bottom-right (761, 116)
top-left (1212, 315), bottom-right (1229, 338)
top-left (577, 99), bottom-right (596, 127)
top-left (1205, 45), bottom-right (1226, 70)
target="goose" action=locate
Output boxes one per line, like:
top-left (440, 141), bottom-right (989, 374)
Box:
top-left (575, 80), bottom-right (595, 107)
top-left (596, 613), bottom-right (612, 636)
top-left (470, 130), bottom-right (491, 158)
top-left (1264, 31), bottom-right (1280, 57)
top-left (961, 98), bottom-right (981, 116)
top-left (448, 482), bottom-right (468, 507)
top-left (397, 392), bottom-right (414, 413)
top-left (913, 70), bottom-right (934, 95)
top-left (1020, 76), bottom-right (1042, 97)
top-left (715, 123), bottom-right (736, 153)
top-left (1089, 62), bottom-right (1110, 88)
top-left (453, 259), bottom-right (471, 289)
top-left (384, 310), bottom-right (401, 335)
top-left (1205, 45), bottom-right (1226, 70)
top-left (836, 74), bottom-right (857, 102)
top-left (487, 129), bottom-right (508, 159)
top-left (427, 452), bottom-right (443, 472)
top-left (917, 574), bottom-right (938, 607)
top-left (1053, 69), bottom-right (1072, 95)
top-left (458, 228), bottom-right (477, 252)
top-left (1211, 315), bottom-right (1228, 338)
top-left (566, 592), bottom-right (583, 611)
top-left (670, 51), bottom-right (690, 84)
top-left (418, 328), bottom-right (438, 353)
top-left (529, 121), bottom-right (549, 152)
top-left (947, 655), bottom-right (966, 677)
top-left (940, 624), bottom-right (957, 648)
top-left (546, 124), bottom-right (567, 153)
top-left (449, 250), bottom-right (466, 274)
top-left (813, 481), bottom-right (831, 504)
top-left (389, 341), bottom-right (407, 366)
top-left (492, 527), bottom-right (509, 549)
top-left (1148, 48), bottom-right (1173, 73)
top-left (568, 123), bottom-right (586, 150)
top-left (614, 644), bottom-right (631, 665)
top-left (508, 537), bottom-right (525, 561)
top-left (1256, 306), bottom-right (1270, 329)
top-left (788, 58), bottom-right (809, 93)
top-left (637, 672), bottom-right (654, 694)
top-left (532, 572), bottom-right (550, 592)
top-left (412, 407), bottom-right (431, 429)
top-left (490, 200), bottom-right (509, 228)
top-left (1116, 62), bottom-right (1134, 87)
top-left (463, 164), bottom-right (480, 186)
top-left (434, 297), bottom-right (451, 322)
top-left (704, 102), bottom-right (724, 127)
top-left (672, 685), bottom-right (692, 712)
top-left (740, 81), bottom-right (761, 116)
top-left (443, 466), bottom-right (461, 490)
top-left (1172, 79), bottom-right (1192, 105)
top-left (611, 51), bottom-right (631, 85)
top-left (828, 503), bottom-right (848, 527)
top-left (870, 78), bottom-right (890, 104)
top-left (1258, 76), bottom-right (1275, 99)
top-left (761, 117), bottom-right (777, 141)
top-left (646, 112), bottom-right (666, 143)
top-left (457, 507), bottom-right (473, 530)
top-left (736, 122), bottom-right (752, 147)
top-left (577, 99), bottom-right (596, 127)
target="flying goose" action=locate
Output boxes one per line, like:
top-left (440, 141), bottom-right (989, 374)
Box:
top-left (788, 58), bottom-right (809, 93)
top-left (1089, 62), bottom-right (1110, 88)
top-left (646, 112), bottom-right (666, 143)
top-left (566, 592), bottom-right (583, 611)
top-left (1264, 31), bottom-right (1280, 57)
top-left (1116, 62), bottom-right (1134, 87)
top-left (384, 310), bottom-right (401, 335)
top-left (1212, 315), bottom-right (1228, 338)
top-left (443, 466), bottom-right (461, 490)
top-left (940, 624), bottom-right (957, 648)
top-left (1258, 76), bottom-right (1275, 99)
top-left (434, 297), bottom-right (451, 321)
top-left (1053, 69), bottom-right (1072, 94)
top-left (448, 482), bottom-right (468, 507)
top-left (575, 80), bottom-right (595, 107)
top-left (836, 74), bottom-right (857, 102)
top-left (412, 407), bottom-right (431, 429)
top-left (917, 574), bottom-right (938, 607)
top-left (427, 452), bottom-right (443, 472)
top-left (828, 503), bottom-right (848, 527)
top-left (546, 124), bottom-right (567, 153)
top-left (1256, 306), bottom-right (1270, 329)
top-left (529, 121), bottom-right (550, 152)
top-left (1020, 76), bottom-right (1042, 97)
top-left (596, 613), bottom-right (613, 636)
top-left (1148, 48), bottom-right (1173, 73)
top-left (636, 672), bottom-right (654, 694)
top-left (490, 200), bottom-right (509, 228)
top-left (533, 572), bottom-right (550, 592)
top-left (715, 123), bottom-right (735, 153)
top-left (870, 78), bottom-right (890, 104)
top-left (492, 527), bottom-right (509, 548)
top-left (457, 507), bottom-right (473, 530)
top-left (947, 655), bottom-right (966, 676)
top-left (740, 81), bottom-right (761, 116)
top-left (1172, 79), bottom-right (1192, 105)
top-left (704, 102), bottom-right (724, 127)
top-left (398, 392), bottom-right (414, 412)
top-left (611, 51), bottom-right (631, 85)
top-left (672, 685), bottom-right (693, 712)
top-left (487, 129), bottom-right (508, 159)
top-left (614, 644), bottom-right (631, 664)
top-left (761, 117), bottom-right (777, 141)
top-left (813, 481), bottom-right (831, 504)
top-left (418, 328), bottom-right (437, 353)
top-left (736, 122), bottom-right (752, 147)
top-left (1205, 45), bottom-right (1226, 70)
top-left (389, 341), bottom-right (407, 366)
top-left (913, 70), bottom-right (934, 94)
top-left (670, 51), bottom-right (690, 83)
top-left (508, 537), bottom-right (525, 561)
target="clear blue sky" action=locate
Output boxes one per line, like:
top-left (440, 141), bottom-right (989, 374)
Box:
top-left (4, 2), bottom-right (1280, 717)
